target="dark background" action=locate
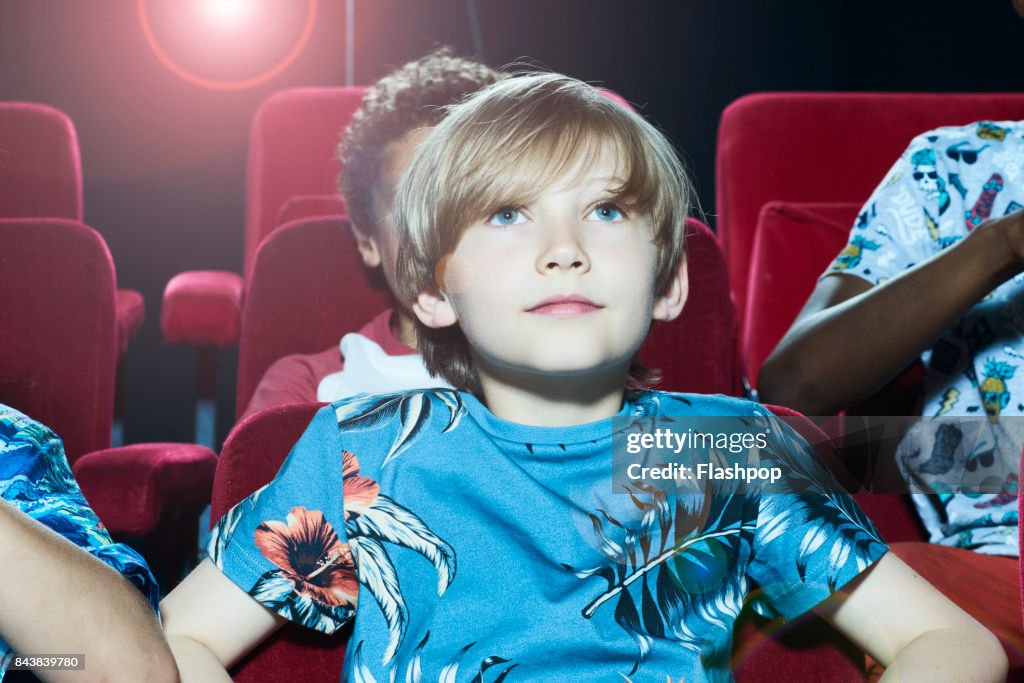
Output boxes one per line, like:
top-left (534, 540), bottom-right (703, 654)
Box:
top-left (2, 0), bottom-right (1022, 446)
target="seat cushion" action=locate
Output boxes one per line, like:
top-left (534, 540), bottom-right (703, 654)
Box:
top-left (161, 270), bottom-right (245, 346)
top-left (744, 201), bottom-right (860, 387)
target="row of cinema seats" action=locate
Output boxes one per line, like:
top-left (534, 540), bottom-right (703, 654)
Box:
top-left (0, 103), bottom-right (217, 589)
top-left (3, 90), bottom-right (1024, 679)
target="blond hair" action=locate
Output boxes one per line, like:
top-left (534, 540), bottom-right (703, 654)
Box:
top-left (395, 73), bottom-right (691, 392)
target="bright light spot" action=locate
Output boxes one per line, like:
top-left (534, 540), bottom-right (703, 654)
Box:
top-left (202, 0), bottom-right (251, 28)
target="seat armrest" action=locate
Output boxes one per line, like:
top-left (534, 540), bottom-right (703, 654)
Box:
top-left (161, 270), bottom-right (245, 346)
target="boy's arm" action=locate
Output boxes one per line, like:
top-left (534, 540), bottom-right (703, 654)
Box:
top-left (813, 552), bottom-right (1007, 682)
top-left (0, 499), bottom-right (178, 683)
top-left (759, 209), bottom-right (1024, 415)
top-left (161, 559), bottom-right (286, 682)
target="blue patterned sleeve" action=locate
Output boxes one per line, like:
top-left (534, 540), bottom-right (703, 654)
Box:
top-left (207, 404), bottom-right (357, 634)
top-left (0, 406), bottom-right (159, 609)
top-left (825, 131), bottom-right (956, 285)
top-left (744, 409), bottom-right (888, 622)
top-left (0, 405), bottom-right (161, 680)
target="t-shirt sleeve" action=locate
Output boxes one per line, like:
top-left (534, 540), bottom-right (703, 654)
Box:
top-left (0, 406), bottom-right (160, 612)
top-left (240, 347), bottom-right (342, 422)
top-left (208, 404), bottom-right (357, 634)
top-left (744, 409), bottom-right (889, 622)
top-left (824, 132), bottom-right (954, 285)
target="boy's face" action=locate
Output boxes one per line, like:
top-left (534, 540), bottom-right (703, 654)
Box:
top-left (352, 127), bottom-right (433, 301)
top-left (416, 143), bottom-right (687, 381)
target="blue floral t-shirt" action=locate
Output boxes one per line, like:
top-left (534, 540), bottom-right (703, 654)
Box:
top-left (827, 121), bottom-right (1024, 555)
top-left (0, 405), bottom-right (159, 680)
top-left (210, 390), bottom-right (887, 682)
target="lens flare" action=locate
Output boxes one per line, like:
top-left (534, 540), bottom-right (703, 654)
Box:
top-left (201, 0), bottom-right (251, 29)
top-left (138, 0), bottom-right (318, 90)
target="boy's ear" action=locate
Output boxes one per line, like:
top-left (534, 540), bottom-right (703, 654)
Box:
top-left (349, 222), bottom-right (382, 268)
top-left (413, 289), bottom-right (459, 329)
top-left (652, 257), bottom-right (689, 323)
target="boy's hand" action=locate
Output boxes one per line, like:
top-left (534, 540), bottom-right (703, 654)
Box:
top-left (814, 552), bottom-right (1007, 682)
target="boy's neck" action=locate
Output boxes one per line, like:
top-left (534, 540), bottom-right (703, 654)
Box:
top-left (389, 308), bottom-right (419, 350)
top-left (473, 360), bottom-right (630, 427)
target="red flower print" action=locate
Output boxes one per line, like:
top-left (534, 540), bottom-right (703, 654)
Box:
top-left (342, 450), bottom-right (380, 516)
top-left (254, 507), bottom-right (358, 608)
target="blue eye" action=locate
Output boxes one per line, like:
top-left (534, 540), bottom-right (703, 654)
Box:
top-left (488, 207), bottom-right (527, 226)
top-left (587, 203), bottom-right (625, 222)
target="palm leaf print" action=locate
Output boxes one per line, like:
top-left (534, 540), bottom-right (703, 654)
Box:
top-left (350, 641), bottom-right (379, 683)
top-left (437, 641), bottom-right (476, 683)
top-left (567, 483), bottom-right (750, 674)
top-left (340, 450), bottom-right (457, 665)
top-left (208, 483), bottom-right (269, 567)
top-left (405, 632), bottom-right (430, 683)
top-left (353, 633), bottom-right (515, 683)
top-left (350, 535), bottom-right (408, 663)
top-left (434, 391), bottom-right (465, 433)
top-left (753, 412), bottom-right (886, 587)
top-left (347, 495), bottom-right (456, 594)
top-left (249, 569), bottom-right (353, 633)
top-left (336, 391), bottom-right (466, 464)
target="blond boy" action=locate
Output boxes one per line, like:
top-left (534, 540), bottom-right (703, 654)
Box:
top-left (163, 74), bottom-right (1005, 682)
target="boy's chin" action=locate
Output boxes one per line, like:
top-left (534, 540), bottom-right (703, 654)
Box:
top-left (487, 356), bottom-right (635, 385)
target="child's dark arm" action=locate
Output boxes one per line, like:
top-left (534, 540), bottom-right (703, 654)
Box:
top-left (0, 499), bottom-right (178, 683)
top-left (161, 559), bottom-right (287, 682)
top-left (760, 209), bottom-right (1024, 415)
top-left (814, 552), bottom-right (1007, 682)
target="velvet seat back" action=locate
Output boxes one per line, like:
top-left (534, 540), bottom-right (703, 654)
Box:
top-left (0, 218), bottom-right (115, 461)
top-left (641, 217), bottom-right (742, 396)
top-left (0, 102), bottom-right (83, 220)
top-left (235, 216), bottom-right (390, 417)
top-left (717, 92), bottom-right (1024, 323)
top-left (244, 87), bottom-right (367, 278)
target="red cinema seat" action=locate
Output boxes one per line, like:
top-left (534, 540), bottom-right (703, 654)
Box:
top-left (640, 218), bottom-right (742, 396)
top-left (744, 202), bottom-right (862, 388)
top-left (160, 87), bottom-right (366, 441)
top-left (235, 216), bottom-right (388, 417)
top-left (212, 403), bottom-right (342, 682)
top-left (0, 218), bottom-right (216, 583)
top-left (0, 102), bottom-right (144, 359)
top-left (716, 92), bottom-right (1024, 351)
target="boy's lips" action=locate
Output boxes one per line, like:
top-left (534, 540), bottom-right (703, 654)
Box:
top-left (526, 294), bottom-right (603, 316)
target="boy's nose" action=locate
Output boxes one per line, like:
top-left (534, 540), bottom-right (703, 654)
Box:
top-left (537, 224), bottom-right (590, 273)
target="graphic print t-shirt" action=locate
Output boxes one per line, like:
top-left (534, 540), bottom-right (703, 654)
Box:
top-left (826, 121), bottom-right (1024, 554)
